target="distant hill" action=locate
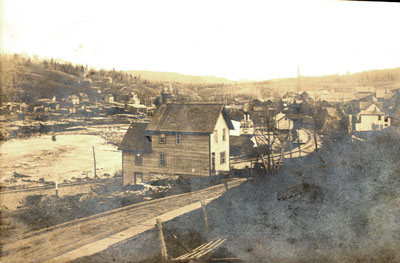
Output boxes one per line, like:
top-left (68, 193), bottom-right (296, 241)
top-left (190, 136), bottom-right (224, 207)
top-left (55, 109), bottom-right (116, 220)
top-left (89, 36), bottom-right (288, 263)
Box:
top-left (125, 70), bottom-right (234, 84)
top-left (1, 65), bottom-right (84, 103)
top-left (2, 53), bottom-right (400, 104)
top-left (265, 67), bottom-right (400, 93)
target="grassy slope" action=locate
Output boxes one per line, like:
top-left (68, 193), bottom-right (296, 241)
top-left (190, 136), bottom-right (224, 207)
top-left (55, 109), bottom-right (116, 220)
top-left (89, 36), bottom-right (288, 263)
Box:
top-left (192, 132), bottom-right (400, 262)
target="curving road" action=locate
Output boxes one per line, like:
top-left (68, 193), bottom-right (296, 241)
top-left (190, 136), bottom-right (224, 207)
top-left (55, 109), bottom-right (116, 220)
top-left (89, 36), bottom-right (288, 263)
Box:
top-left (231, 128), bottom-right (322, 169)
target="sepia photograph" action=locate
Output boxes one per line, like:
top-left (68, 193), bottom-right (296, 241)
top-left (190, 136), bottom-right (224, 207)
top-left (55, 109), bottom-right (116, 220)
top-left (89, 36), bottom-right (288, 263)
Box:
top-left (1, 0), bottom-right (400, 262)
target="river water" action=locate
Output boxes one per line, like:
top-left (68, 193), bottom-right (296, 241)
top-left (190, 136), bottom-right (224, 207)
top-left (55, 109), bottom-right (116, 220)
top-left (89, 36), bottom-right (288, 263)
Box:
top-left (0, 134), bottom-right (121, 186)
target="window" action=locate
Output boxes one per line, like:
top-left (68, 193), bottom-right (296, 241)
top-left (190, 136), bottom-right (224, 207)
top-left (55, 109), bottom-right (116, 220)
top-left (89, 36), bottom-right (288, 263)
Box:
top-left (378, 116), bottom-right (381, 121)
top-left (385, 117), bottom-right (389, 122)
top-left (159, 133), bottom-right (166, 144)
top-left (135, 154), bottom-right (142, 166)
top-left (214, 130), bottom-right (218, 143)
top-left (222, 128), bottom-right (226, 141)
top-left (159, 153), bottom-right (166, 167)
top-left (220, 151), bottom-right (226, 164)
top-left (176, 133), bottom-right (181, 145)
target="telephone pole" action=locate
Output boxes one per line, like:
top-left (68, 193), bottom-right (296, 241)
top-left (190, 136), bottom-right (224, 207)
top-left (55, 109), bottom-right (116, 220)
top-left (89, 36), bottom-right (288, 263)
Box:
top-left (297, 65), bottom-right (301, 94)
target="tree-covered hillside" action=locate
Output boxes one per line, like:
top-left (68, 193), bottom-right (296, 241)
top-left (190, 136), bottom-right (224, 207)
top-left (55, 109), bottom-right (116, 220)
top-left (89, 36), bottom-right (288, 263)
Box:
top-left (1, 53), bottom-right (400, 104)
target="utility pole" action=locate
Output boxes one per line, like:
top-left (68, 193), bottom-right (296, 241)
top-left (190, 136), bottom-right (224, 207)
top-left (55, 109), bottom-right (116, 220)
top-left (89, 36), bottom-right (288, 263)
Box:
top-left (297, 130), bottom-right (302, 157)
top-left (266, 109), bottom-right (271, 173)
top-left (313, 101), bottom-right (318, 151)
top-left (92, 146), bottom-right (97, 180)
top-left (289, 119), bottom-right (293, 159)
top-left (297, 65), bottom-right (301, 95)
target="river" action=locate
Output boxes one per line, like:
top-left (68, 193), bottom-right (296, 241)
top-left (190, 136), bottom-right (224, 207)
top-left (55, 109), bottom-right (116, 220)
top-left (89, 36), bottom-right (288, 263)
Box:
top-left (0, 133), bottom-right (121, 187)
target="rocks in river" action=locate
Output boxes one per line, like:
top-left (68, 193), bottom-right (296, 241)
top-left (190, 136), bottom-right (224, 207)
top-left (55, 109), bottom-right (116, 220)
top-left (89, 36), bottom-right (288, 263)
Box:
top-left (13, 172), bottom-right (31, 178)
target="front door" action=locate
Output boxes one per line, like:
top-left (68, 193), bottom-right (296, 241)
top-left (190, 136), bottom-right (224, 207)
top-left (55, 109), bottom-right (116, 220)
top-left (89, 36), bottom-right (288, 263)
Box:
top-left (134, 172), bottom-right (143, 184)
top-left (211, 153), bottom-right (215, 172)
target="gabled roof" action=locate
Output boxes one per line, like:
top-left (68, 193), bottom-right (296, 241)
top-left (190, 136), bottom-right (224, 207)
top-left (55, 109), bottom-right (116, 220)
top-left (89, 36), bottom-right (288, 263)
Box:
top-left (146, 104), bottom-right (234, 133)
top-left (118, 122), bottom-right (152, 152)
top-left (356, 102), bottom-right (386, 116)
top-left (275, 112), bottom-right (289, 122)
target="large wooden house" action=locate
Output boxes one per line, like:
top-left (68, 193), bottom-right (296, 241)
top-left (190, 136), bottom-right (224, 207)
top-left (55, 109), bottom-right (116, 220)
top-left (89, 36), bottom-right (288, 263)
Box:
top-left (119, 104), bottom-right (234, 185)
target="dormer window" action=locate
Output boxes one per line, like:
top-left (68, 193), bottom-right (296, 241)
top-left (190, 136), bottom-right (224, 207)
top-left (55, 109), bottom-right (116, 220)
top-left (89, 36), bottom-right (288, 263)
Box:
top-left (159, 133), bottom-right (166, 144)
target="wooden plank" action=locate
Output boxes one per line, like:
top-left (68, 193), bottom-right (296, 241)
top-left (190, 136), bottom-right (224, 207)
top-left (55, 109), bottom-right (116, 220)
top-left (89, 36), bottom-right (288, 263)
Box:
top-left (173, 242), bottom-right (211, 260)
top-left (172, 238), bottom-right (226, 261)
top-left (191, 239), bottom-right (226, 259)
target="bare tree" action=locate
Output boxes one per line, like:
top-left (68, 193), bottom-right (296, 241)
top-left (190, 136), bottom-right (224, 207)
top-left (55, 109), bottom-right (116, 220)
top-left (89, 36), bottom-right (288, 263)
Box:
top-left (249, 86), bottom-right (290, 174)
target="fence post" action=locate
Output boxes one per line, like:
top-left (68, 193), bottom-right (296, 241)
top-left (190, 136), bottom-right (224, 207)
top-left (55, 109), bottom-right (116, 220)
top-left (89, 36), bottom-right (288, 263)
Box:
top-left (201, 200), bottom-right (210, 241)
top-left (55, 177), bottom-right (59, 197)
top-left (156, 218), bottom-right (168, 263)
top-left (92, 146), bottom-right (97, 180)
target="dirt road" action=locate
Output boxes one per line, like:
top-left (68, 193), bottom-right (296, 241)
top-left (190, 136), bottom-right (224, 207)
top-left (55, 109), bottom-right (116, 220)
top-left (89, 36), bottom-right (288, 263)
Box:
top-left (1, 179), bottom-right (245, 263)
top-left (231, 128), bottom-right (322, 169)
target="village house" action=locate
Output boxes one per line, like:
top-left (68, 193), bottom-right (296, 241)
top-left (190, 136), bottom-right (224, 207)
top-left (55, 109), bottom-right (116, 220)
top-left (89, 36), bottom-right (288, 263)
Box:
top-left (128, 92), bottom-right (141, 105)
top-left (119, 104), bottom-right (233, 185)
top-left (282, 91), bottom-right (298, 105)
top-left (230, 135), bottom-right (255, 157)
top-left (353, 102), bottom-right (391, 132)
top-left (161, 85), bottom-right (176, 104)
top-left (66, 95), bottom-right (80, 105)
top-left (274, 112), bottom-right (293, 131)
top-left (35, 98), bottom-right (60, 112)
top-left (228, 111), bottom-right (254, 136)
top-left (103, 94), bottom-right (115, 103)
top-left (79, 93), bottom-right (90, 103)
top-left (240, 112), bottom-right (254, 135)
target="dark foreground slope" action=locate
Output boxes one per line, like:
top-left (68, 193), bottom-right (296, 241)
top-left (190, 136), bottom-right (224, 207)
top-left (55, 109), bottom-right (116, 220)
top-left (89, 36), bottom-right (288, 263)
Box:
top-left (202, 132), bottom-right (400, 262)
top-left (73, 131), bottom-right (400, 263)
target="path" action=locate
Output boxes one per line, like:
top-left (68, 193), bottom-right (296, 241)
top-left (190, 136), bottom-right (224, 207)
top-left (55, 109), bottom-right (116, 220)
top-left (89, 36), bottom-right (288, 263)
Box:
top-left (1, 179), bottom-right (245, 263)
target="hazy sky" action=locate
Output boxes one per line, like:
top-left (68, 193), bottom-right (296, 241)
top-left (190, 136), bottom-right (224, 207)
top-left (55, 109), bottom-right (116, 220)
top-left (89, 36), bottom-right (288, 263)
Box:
top-left (1, 0), bottom-right (400, 81)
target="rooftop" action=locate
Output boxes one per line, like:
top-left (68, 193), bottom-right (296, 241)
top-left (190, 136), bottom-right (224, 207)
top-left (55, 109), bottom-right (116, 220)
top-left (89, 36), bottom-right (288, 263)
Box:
top-left (146, 103), bottom-right (233, 133)
top-left (118, 122), bottom-right (152, 152)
